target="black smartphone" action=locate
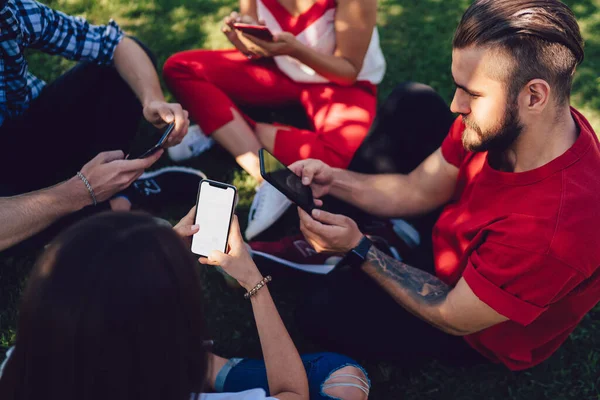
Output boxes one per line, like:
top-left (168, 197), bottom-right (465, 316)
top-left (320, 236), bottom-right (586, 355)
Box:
top-left (258, 148), bottom-right (315, 214)
top-left (191, 179), bottom-right (237, 257)
top-left (128, 122), bottom-right (175, 159)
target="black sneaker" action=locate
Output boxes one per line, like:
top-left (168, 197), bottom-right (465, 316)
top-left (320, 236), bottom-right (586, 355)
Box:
top-left (119, 166), bottom-right (206, 212)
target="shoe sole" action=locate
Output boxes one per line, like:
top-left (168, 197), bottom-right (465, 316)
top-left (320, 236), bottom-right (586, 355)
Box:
top-left (140, 166), bottom-right (207, 180)
top-left (251, 250), bottom-right (336, 275)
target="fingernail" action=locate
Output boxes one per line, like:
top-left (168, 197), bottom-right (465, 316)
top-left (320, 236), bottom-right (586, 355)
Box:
top-left (302, 177), bottom-right (309, 184)
top-left (192, 224), bottom-right (199, 231)
top-left (312, 209), bottom-right (320, 217)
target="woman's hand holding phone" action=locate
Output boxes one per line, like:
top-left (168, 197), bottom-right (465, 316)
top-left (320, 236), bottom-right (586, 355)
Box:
top-left (173, 206), bottom-right (200, 244)
top-left (176, 199), bottom-right (261, 288)
top-left (242, 32), bottom-right (299, 58)
top-left (222, 12), bottom-right (265, 59)
top-left (199, 216), bottom-right (263, 291)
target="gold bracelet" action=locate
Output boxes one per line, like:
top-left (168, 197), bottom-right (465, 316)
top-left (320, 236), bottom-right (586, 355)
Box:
top-left (244, 275), bottom-right (272, 299)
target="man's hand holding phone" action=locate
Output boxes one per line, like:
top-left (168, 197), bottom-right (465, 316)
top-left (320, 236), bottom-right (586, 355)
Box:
top-left (199, 216), bottom-right (264, 291)
top-left (288, 158), bottom-right (364, 253)
top-left (142, 100), bottom-right (190, 146)
top-left (128, 122), bottom-right (175, 160)
top-left (299, 208), bottom-right (364, 254)
top-left (77, 149), bottom-right (163, 205)
top-left (288, 158), bottom-right (336, 206)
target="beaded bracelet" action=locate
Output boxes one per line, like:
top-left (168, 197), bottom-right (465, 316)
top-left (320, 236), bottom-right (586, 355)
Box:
top-left (76, 171), bottom-right (98, 206)
top-left (244, 275), bottom-right (272, 299)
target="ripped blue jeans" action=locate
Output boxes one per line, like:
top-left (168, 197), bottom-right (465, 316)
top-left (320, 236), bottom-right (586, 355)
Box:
top-left (214, 352), bottom-right (370, 399)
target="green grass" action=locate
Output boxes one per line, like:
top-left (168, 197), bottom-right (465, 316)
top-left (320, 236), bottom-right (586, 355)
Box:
top-left (1, 0), bottom-right (600, 399)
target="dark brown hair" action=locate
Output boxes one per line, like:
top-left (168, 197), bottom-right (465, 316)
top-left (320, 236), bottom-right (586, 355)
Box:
top-left (0, 212), bottom-right (208, 400)
top-left (453, 0), bottom-right (584, 105)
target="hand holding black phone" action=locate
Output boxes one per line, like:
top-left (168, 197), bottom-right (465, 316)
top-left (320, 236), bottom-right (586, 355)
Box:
top-left (127, 123), bottom-right (175, 159)
top-left (259, 148), bottom-right (316, 213)
top-left (232, 23), bottom-right (274, 42)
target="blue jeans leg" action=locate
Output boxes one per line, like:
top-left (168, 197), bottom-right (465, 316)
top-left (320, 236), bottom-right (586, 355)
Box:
top-left (216, 352), bottom-right (370, 399)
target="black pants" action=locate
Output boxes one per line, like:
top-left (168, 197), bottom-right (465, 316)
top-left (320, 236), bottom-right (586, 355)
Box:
top-left (296, 83), bottom-right (487, 366)
top-left (0, 38), bottom-right (152, 253)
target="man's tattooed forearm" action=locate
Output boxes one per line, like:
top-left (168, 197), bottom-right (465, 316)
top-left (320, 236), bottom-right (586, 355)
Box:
top-left (365, 247), bottom-right (450, 305)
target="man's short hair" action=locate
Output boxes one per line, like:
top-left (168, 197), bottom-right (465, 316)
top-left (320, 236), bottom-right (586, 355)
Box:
top-left (453, 0), bottom-right (584, 105)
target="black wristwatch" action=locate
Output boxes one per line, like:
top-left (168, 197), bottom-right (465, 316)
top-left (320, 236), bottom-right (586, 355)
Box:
top-left (337, 235), bottom-right (373, 270)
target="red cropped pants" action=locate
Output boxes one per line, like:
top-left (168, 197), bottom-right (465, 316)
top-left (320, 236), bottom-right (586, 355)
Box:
top-left (163, 49), bottom-right (377, 168)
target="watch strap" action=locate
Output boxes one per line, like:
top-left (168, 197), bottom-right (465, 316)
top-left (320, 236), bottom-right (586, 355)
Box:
top-left (336, 236), bottom-right (373, 271)
top-left (351, 235), bottom-right (373, 260)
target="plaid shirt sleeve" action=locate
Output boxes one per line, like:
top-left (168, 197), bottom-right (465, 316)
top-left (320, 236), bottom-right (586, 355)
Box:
top-left (20, 0), bottom-right (124, 65)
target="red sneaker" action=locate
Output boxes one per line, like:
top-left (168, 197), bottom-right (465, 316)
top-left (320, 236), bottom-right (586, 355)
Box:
top-left (249, 235), bottom-right (341, 275)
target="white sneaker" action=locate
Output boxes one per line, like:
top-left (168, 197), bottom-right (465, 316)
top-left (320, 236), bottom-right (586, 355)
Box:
top-left (168, 124), bottom-right (215, 162)
top-left (245, 182), bottom-right (292, 240)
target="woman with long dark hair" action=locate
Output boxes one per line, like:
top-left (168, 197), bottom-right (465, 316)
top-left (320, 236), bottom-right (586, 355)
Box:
top-left (0, 212), bottom-right (369, 399)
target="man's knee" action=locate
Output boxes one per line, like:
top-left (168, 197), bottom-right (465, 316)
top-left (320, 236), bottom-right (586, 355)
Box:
top-left (322, 365), bottom-right (370, 400)
top-left (392, 81), bottom-right (437, 97)
top-left (382, 81), bottom-right (438, 113)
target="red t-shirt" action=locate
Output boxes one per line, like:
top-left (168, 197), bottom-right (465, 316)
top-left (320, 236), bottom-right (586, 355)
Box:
top-left (433, 108), bottom-right (600, 370)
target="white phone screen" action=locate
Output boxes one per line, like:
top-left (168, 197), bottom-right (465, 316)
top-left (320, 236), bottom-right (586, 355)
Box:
top-left (191, 182), bottom-right (236, 257)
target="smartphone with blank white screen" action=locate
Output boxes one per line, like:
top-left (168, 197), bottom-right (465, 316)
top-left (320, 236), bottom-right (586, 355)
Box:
top-left (191, 180), bottom-right (237, 257)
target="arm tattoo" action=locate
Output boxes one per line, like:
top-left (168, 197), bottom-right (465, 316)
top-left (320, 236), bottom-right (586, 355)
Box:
top-left (365, 246), bottom-right (450, 306)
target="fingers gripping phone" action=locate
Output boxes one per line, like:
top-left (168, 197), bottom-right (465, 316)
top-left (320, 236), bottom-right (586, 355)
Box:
top-left (191, 180), bottom-right (237, 257)
top-left (127, 123), bottom-right (175, 159)
top-left (259, 148), bottom-right (315, 214)
top-left (233, 23), bottom-right (274, 42)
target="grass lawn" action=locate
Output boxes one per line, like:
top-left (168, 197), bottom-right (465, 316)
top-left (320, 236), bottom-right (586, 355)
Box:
top-left (1, 0), bottom-right (600, 398)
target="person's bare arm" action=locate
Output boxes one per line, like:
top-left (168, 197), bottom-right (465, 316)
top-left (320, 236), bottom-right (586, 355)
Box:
top-left (113, 38), bottom-right (189, 145)
top-left (0, 179), bottom-right (89, 251)
top-left (299, 207), bottom-right (507, 336)
top-left (240, 0), bottom-right (258, 20)
top-left (0, 150), bottom-right (162, 252)
top-left (200, 219), bottom-right (308, 400)
top-left (113, 37), bottom-right (164, 111)
top-left (299, 210), bottom-right (507, 335)
top-left (249, 286), bottom-right (308, 400)
top-left (362, 247), bottom-right (507, 335)
top-left (329, 149), bottom-right (458, 217)
top-left (292, 148), bottom-right (459, 218)
top-left (290, 0), bottom-right (376, 85)
top-left (244, 0), bottom-right (377, 86)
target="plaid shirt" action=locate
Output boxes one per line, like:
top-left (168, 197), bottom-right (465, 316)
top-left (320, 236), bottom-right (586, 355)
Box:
top-left (0, 0), bottom-right (124, 126)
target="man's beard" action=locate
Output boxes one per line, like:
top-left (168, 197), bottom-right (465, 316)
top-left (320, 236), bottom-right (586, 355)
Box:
top-left (462, 101), bottom-right (524, 153)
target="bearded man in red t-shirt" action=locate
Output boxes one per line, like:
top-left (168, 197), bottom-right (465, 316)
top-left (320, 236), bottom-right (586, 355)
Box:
top-left (248, 0), bottom-right (600, 370)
